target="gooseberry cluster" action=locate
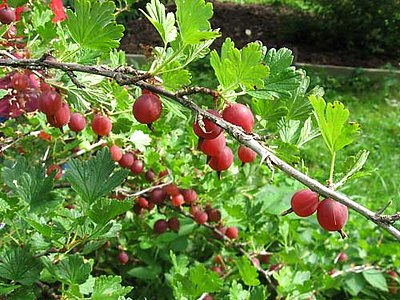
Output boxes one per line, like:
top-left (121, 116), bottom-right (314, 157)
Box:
top-left (193, 103), bottom-right (257, 177)
top-left (282, 189), bottom-right (349, 237)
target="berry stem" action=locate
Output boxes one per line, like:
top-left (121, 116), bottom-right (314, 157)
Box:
top-left (281, 208), bottom-right (293, 216)
top-left (328, 151), bottom-right (336, 187)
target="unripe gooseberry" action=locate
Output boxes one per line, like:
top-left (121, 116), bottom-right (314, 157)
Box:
top-left (193, 109), bottom-right (223, 140)
top-left (317, 198), bottom-right (348, 238)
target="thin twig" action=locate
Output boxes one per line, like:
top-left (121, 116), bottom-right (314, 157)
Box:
top-left (1, 58), bottom-right (399, 240)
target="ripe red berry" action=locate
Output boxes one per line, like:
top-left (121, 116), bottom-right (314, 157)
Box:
top-left (203, 295), bottom-right (214, 300)
top-left (189, 205), bottom-right (201, 216)
top-left (259, 252), bottom-right (271, 264)
top-left (225, 226), bottom-right (239, 239)
top-left (207, 208), bottom-right (221, 223)
top-left (163, 183), bottom-right (180, 196)
top-left (171, 193), bottom-right (185, 207)
top-left (91, 114), bottom-right (112, 136)
top-left (200, 133), bottom-right (226, 157)
top-left (208, 147), bottom-right (234, 171)
top-left (4, 25), bottom-right (16, 39)
top-left (388, 270), bottom-right (398, 279)
top-left (181, 189), bottom-right (198, 205)
top-left (133, 94), bottom-right (162, 124)
top-left (158, 169), bottom-right (169, 178)
top-left (0, 7), bottom-right (16, 24)
top-left (168, 217), bottom-right (180, 232)
top-left (317, 198), bottom-right (348, 234)
top-left (287, 189), bottom-right (320, 217)
top-left (133, 203), bottom-right (143, 215)
top-left (39, 130), bottom-right (51, 141)
top-left (38, 90), bottom-right (62, 116)
top-left (137, 197), bottom-right (148, 209)
top-left (119, 152), bottom-right (135, 168)
top-left (194, 210), bottom-right (208, 224)
top-left (130, 159), bottom-right (144, 175)
top-left (118, 251), bottom-right (129, 265)
top-left (238, 145), bottom-right (257, 164)
top-left (210, 266), bottom-right (223, 276)
top-left (222, 103), bottom-right (254, 132)
top-left (149, 188), bottom-right (167, 205)
top-left (337, 252), bottom-right (348, 263)
top-left (145, 169), bottom-right (156, 182)
top-left (68, 112), bottom-right (86, 132)
top-left (46, 164), bottom-right (62, 180)
top-left (193, 109), bottom-right (223, 140)
top-left (154, 219), bottom-right (168, 234)
top-left (147, 201), bottom-right (155, 211)
top-left (47, 102), bottom-right (70, 128)
top-left (11, 73), bottom-right (29, 91)
top-left (109, 145), bottom-right (123, 162)
top-left (213, 226), bottom-right (227, 240)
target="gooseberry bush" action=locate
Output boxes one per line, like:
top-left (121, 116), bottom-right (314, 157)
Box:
top-left (0, 0), bottom-right (399, 299)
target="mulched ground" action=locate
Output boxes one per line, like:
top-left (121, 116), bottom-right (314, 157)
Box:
top-left (120, 2), bottom-right (399, 68)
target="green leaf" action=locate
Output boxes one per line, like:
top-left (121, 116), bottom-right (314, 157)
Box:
top-left (127, 265), bottom-right (162, 280)
top-left (2, 158), bottom-right (61, 212)
top-left (7, 0), bottom-right (28, 7)
top-left (0, 248), bottom-right (42, 285)
top-left (65, 148), bottom-right (129, 204)
top-left (336, 150), bottom-right (370, 187)
top-left (235, 256), bottom-right (260, 286)
top-left (228, 280), bottom-right (249, 300)
top-left (188, 264), bottom-right (223, 297)
top-left (309, 95), bottom-right (360, 154)
top-left (91, 275), bottom-right (133, 300)
top-left (0, 89), bottom-right (8, 99)
top-left (248, 48), bottom-right (303, 100)
top-left (161, 61), bottom-right (191, 90)
top-left (0, 283), bottom-right (21, 295)
top-left (54, 254), bottom-right (92, 285)
top-left (88, 198), bottom-right (132, 225)
top-left (141, 0), bottom-right (177, 45)
top-left (344, 274), bottom-right (365, 296)
top-left (362, 269), bottom-right (388, 292)
top-left (66, 0), bottom-right (124, 51)
top-left (210, 39), bottom-right (269, 93)
top-left (176, 0), bottom-right (220, 44)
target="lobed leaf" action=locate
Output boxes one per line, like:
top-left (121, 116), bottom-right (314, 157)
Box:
top-left (66, 0), bottom-right (124, 51)
top-left (65, 148), bottom-right (129, 204)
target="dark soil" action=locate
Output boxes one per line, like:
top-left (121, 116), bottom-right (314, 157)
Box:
top-left (120, 2), bottom-right (400, 69)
